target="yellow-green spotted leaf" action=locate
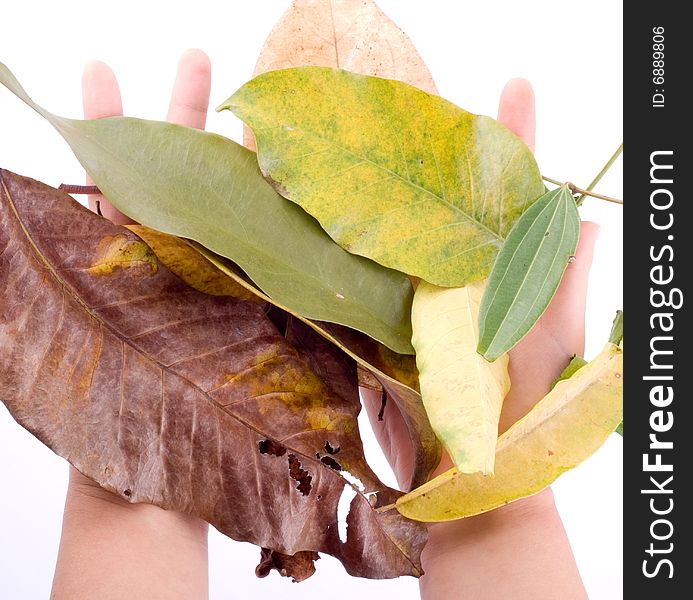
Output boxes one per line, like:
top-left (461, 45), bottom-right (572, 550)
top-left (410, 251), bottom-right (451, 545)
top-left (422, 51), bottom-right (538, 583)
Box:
top-left (221, 67), bottom-right (545, 287)
top-left (411, 280), bottom-right (511, 475)
top-left (394, 341), bottom-right (623, 522)
top-left (478, 186), bottom-right (580, 360)
top-left (0, 63), bottom-right (415, 354)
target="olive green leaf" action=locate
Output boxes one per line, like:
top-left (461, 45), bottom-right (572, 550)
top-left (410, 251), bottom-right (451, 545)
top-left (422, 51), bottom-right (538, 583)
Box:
top-left (129, 228), bottom-right (441, 489)
top-left (411, 280), bottom-right (511, 475)
top-left (616, 422), bottom-right (623, 436)
top-left (221, 67), bottom-right (545, 287)
top-left (245, 0), bottom-right (438, 148)
top-left (477, 185), bottom-right (580, 360)
top-left (0, 62), bottom-right (415, 355)
top-left (393, 339), bottom-right (623, 522)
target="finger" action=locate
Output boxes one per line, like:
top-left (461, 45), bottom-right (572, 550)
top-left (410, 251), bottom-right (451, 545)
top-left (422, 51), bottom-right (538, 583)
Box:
top-left (82, 61), bottom-right (134, 225)
top-left (543, 220), bottom-right (600, 355)
top-left (497, 78), bottom-right (536, 153)
top-left (166, 49), bottom-right (211, 129)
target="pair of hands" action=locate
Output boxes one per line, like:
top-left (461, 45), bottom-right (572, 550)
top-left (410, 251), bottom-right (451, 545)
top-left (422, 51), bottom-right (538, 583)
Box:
top-left (70, 49), bottom-right (596, 597)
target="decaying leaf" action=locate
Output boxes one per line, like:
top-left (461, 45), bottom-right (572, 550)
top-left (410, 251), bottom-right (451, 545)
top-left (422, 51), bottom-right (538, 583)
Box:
top-left (125, 225), bottom-right (262, 302)
top-left (0, 62), bottom-right (415, 355)
top-left (411, 280), bottom-right (510, 475)
top-left (256, 548), bottom-right (320, 582)
top-left (393, 339), bottom-right (623, 522)
top-left (222, 67), bottom-right (545, 287)
top-left (0, 169), bottom-right (427, 579)
top-left (144, 233), bottom-right (441, 489)
top-left (246, 0), bottom-right (437, 148)
top-left (478, 185), bottom-right (581, 361)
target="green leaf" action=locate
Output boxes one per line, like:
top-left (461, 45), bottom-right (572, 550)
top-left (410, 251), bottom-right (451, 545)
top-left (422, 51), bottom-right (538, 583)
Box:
top-left (551, 356), bottom-right (588, 390)
top-left (394, 340), bottom-right (623, 521)
top-left (616, 422), bottom-right (623, 436)
top-left (609, 310), bottom-right (624, 345)
top-left (221, 67), bottom-right (545, 287)
top-left (0, 62), bottom-right (415, 355)
top-left (478, 185), bottom-right (580, 360)
top-left (411, 280), bottom-right (511, 475)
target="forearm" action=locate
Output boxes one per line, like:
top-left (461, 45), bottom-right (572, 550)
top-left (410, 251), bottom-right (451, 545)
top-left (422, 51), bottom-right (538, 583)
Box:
top-left (419, 488), bottom-right (586, 600)
top-left (51, 467), bottom-right (209, 600)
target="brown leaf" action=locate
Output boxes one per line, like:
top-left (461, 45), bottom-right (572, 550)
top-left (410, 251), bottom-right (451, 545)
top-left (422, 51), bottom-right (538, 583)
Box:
top-left (256, 548), bottom-right (320, 582)
top-left (0, 169), bottom-right (426, 579)
top-left (156, 233), bottom-right (442, 490)
top-left (245, 0), bottom-right (437, 148)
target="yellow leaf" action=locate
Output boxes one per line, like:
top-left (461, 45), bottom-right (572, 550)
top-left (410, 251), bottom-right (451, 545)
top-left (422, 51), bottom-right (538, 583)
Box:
top-left (394, 341), bottom-right (623, 522)
top-left (125, 225), bottom-right (261, 302)
top-left (412, 280), bottom-right (510, 475)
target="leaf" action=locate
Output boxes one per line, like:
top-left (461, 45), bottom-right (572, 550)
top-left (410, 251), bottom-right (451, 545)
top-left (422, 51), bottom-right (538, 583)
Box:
top-left (411, 280), bottom-right (511, 475)
top-left (148, 234), bottom-right (442, 489)
top-left (616, 422), bottom-right (623, 436)
top-left (125, 225), bottom-right (263, 302)
top-left (393, 340), bottom-right (623, 522)
top-left (221, 67), bottom-right (545, 287)
top-left (0, 169), bottom-right (427, 579)
top-left (551, 356), bottom-right (588, 390)
top-left (0, 63), bottom-right (415, 355)
top-left (477, 186), bottom-right (581, 360)
top-left (609, 310), bottom-right (624, 345)
top-left (246, 0), bottom-right (437, 148)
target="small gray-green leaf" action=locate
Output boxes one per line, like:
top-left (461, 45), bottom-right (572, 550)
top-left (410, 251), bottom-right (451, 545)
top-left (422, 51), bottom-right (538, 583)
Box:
top-left (0, 63), bottom-right (415, 354)
top-left (478, 186), bottom-right (580, 360)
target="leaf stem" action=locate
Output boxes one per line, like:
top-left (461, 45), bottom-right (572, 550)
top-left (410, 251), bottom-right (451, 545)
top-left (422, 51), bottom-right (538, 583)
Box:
top-left (542, 176), bottom-right (623, 205)
top-left (376, 502), bottom-right (397, 513)
top-left (577, 142), bottom-right (623, 205)
top-left (542, 142), bottom-right (624, 206)
top-left (583, 143), bottom-right (624, 193)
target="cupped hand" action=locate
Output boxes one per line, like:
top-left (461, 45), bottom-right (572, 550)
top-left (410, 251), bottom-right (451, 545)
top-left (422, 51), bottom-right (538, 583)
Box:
top-left (362, 78), bottom-right (600, 488)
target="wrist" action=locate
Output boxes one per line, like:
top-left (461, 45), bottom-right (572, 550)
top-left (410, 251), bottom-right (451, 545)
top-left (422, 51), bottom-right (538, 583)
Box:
top-left (423, 487), bottom-right (557, 562)
top-left (64, 466), bottom-right (208, 544)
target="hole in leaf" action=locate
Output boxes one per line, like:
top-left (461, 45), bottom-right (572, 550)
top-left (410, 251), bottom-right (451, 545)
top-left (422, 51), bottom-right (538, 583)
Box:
top-left (123, 489), bottom-right (132, 497)
top-left (324, 441), bottom-right (340, 455)
top-left (337, 485), bottom-right (357, 544)
top-left (259, 439), bottom-right (286, 457)
top-left (288, 454), bottom-right (312, 496)
top-left (320, 456), bottom-right (342, 471)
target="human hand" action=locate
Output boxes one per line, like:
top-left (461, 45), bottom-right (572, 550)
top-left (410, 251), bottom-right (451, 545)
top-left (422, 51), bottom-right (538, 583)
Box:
top-left (362, 78), bottom-right (594, 600)
top-left (52, 50), bottom-right (213, 600)
top-left (362, 77), bottom-right (599, 486)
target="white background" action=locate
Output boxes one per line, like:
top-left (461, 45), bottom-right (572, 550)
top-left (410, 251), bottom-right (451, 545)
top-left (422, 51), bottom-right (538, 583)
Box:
top-left (0, 1), bottom-right (622, 598)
